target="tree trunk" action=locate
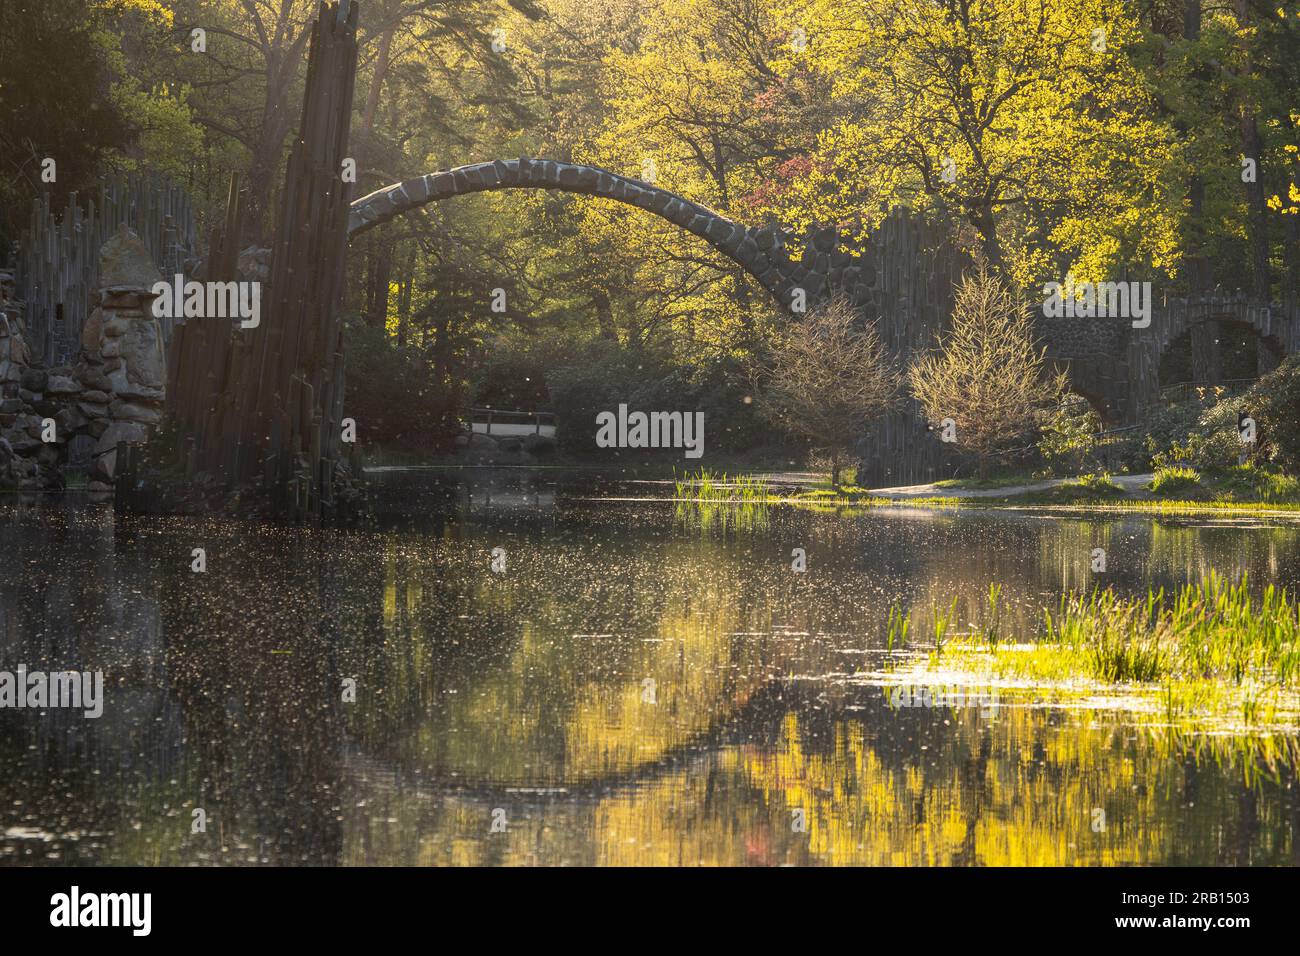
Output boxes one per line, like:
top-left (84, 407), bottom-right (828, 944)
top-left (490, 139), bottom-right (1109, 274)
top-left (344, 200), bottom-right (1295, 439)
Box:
top-left (361, 25), bottom-right (395, 134)
top-left (369, 242), bottom-right (392, 328)
top-left (396, 246), bottom-right (414, 348)
top-left (1235, 0), bottom-right (1271, 300)
top-left (1184, 0), bottom-right (1213, 294)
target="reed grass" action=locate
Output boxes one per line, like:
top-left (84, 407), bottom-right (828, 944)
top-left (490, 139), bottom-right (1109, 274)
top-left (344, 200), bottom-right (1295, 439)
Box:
top-left (672, 468), bottom-right (773, 504)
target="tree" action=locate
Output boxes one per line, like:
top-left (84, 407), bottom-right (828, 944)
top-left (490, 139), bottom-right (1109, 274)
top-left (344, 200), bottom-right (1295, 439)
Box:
top-left (763, 295), bottom-right (899, 485)
top-left (0, 0), bottom-right (134, 235)
top-left (767, 0), bottom-right (1179, 288)
top-left (908, 266), bottom-right (1067, 477)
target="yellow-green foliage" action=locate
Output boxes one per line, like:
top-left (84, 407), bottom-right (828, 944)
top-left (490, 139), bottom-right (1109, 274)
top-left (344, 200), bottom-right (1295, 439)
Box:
top-left (1149, 465), bottom-right (1202, 497)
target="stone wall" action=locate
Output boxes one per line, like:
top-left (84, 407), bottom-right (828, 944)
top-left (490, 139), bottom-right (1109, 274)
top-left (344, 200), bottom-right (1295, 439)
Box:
top-left (0, 225), bottom-right (166, 493)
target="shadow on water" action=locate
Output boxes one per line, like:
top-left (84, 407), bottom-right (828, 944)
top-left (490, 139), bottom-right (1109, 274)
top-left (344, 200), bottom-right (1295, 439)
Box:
top-left (1, 468), bottom-right (1299, 864)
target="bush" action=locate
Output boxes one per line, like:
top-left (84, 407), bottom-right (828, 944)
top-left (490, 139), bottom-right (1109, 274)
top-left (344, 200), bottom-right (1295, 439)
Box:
top-left (471, 350), bottom-right (551, 410)
top-left (547, 340), bottom-right (646, 455)
top-left (1236, 356), bottom-right (1300, 472)
top-left (343, 316), bottom-right (461, 453)
top-left (548, 342), bottom-right (781, 458)
top-left (1038, 403), bottom-right (1106, 475)
top-left (1156, 357), bottom-right (1300, 473)
top-left (1149, 466), bottom-right (1202, 497)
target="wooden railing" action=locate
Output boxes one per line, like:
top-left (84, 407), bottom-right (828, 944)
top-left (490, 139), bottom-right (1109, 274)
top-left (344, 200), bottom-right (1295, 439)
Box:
top-left (467, 407), bottom-right (556, 435)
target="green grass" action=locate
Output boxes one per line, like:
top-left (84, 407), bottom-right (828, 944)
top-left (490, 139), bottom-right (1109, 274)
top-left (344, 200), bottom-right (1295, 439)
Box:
top-left (1009, 472), bottom-right (1126, 504)
top-left (1041, 572), bottom-right (1300, 686)
top-left (672, 468), bottom-right (773, 504)
top-left (672, 469), bottom-right (773, 533)
top-left (933, 475), bottom-right (1038, 489)
top-left (1202, 464), bottom-right (1300, 503)
top-left (887, 573), bottom-right (1300, 729)
top-left (1149, 465), bottom-right (1203, 497)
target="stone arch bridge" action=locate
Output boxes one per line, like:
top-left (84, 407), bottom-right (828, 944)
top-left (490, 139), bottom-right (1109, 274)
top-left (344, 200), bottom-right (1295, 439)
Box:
top-left (352, 161), bottom-right (1299, 483)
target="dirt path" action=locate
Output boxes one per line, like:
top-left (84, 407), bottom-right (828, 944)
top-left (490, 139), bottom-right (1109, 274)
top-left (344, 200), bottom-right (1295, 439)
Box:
top-left (864, 473), bottom-right (1154, 500)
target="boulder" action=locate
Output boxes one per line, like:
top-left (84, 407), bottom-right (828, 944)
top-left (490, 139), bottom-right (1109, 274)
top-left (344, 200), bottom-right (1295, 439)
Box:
top-left (91, 449), bottom-right (117, 481)
top-left (76, 366), bottom-right (113, 391)
top-left (98, 224), bottom-right (163, 293)
top-left (46, 374), bottom-right (80, 395)
top-left (81, 308), bottom-right (103, 351)
top-left (93, 420), bottom-right (147, 454)
top-left (55, 406), bottom-right (88, 434)
top-left (108, 400), bottom-right (161, 424)
top-left (19, 368), bottom-right (46, 392)
top-left (523, 434), bottom-right (556, 457)
top-left (117, 319), bottom-right (166, 391)
top-left (106, 363), bottom-right (164, 401)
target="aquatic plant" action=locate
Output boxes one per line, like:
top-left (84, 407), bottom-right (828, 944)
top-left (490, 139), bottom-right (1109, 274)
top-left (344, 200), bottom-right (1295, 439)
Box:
top-left (672, 468), bottom-right (773, 504)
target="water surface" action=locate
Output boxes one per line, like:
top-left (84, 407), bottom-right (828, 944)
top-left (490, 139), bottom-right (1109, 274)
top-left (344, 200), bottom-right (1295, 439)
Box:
top-left (2, 470), bottom-right (1298, 865)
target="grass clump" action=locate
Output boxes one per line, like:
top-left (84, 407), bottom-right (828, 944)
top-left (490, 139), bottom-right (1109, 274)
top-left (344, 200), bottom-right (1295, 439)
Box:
top-left (934, 475), bottom-right (1037, 490)
top-left (941, 572), bottom-right (1300, 689)
top-left (1148, 465), bottom-right (1203, 498)
top-left (1014, 472), bottom-right (1125, 504)
top-left (672, 469), bottom-right (772, 504)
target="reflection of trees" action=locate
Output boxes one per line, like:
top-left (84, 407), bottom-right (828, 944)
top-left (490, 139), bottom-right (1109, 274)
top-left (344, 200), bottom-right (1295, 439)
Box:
top-left (737, 701), bottom-right (1300, 866)
top-left (152, 519), bottom-right (350, 865)
top-left (333, 687), bottom-right (1300, 866)
top-left (345, 532), bottom-right (794, 786)
top-left (1146, 521), bottom-right (1300, 587)
top-left (7, 498), bottom-right (1300, 865)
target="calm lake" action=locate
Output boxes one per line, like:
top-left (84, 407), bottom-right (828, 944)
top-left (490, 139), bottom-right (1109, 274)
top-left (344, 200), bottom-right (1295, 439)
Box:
top-left (3, 469), bottom-right (1299, 865)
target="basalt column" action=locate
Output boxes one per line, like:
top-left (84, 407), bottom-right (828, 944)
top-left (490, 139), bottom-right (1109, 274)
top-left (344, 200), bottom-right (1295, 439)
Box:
top-left (223, 0), bottom-right (359, 516)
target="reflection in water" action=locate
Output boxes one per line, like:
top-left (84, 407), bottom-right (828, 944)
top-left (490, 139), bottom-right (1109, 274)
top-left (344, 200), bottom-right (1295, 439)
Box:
top-left (2, 470), bottom-right (1299, 865)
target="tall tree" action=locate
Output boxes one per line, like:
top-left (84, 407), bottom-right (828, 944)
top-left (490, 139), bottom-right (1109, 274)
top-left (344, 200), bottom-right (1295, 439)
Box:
top-left (909, 265), bottom-right (1067, 477)
top-left (763, 295), bottom-right (899, 485)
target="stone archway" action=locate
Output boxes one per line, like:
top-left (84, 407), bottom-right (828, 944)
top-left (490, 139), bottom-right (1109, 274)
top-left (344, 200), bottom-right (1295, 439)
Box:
top-left (349, 159), bottom-right (876, 313)
top-left (1157, 314), bottom-right (1288, 388)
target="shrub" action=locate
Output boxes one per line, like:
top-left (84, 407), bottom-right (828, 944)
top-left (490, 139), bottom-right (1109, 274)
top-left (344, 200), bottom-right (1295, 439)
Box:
top-left (547, 340), bottom-right (648, 455)
top-left (1038, 403), bottom-right (1106, 475)
top-left (343, 316), bottom-right (460, 453)
top-left (1149, 465), bottom-right (1202, 497)
top-left (471, 350), bottom-right (551, 411)
top-left (548, 342), bottom-right (783, 458)
top-left (1162, 357), bottom-right (1300, 473)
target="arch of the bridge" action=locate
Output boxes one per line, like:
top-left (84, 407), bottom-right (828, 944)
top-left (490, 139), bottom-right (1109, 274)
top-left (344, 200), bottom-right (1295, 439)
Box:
top-left (348, 159), bottom-right (876, 313)
top-left (1147, 296), bottom-right (1297, 364)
